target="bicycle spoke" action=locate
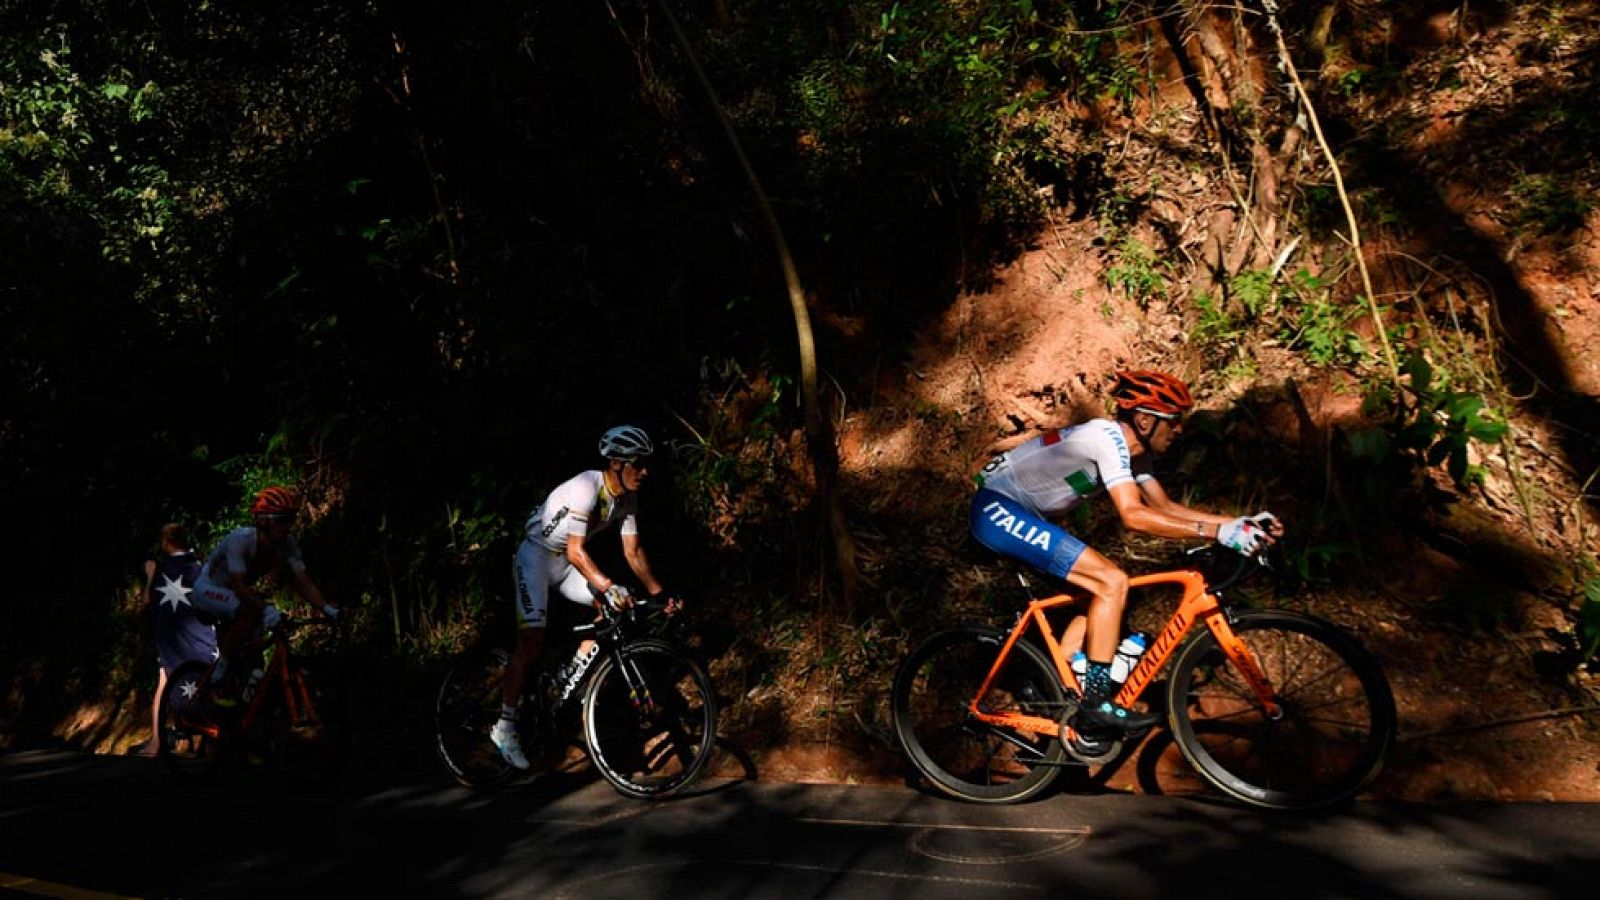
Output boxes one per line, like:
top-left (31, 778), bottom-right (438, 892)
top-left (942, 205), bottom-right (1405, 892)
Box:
top-left (1167, 611), bottom-right (1395, 810)
top-left (892, 629), bottom-right (1066, 804)
top-left (583, 641), bottom-right (715, 799)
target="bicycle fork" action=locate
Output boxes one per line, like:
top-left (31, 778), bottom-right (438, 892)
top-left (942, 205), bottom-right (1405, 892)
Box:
top-left (612, 649), bottom-right (659, 719)
top-left (1202, 608), bottom-right (1283, 720)
top-left (278, 668), bottom-right (320, 728)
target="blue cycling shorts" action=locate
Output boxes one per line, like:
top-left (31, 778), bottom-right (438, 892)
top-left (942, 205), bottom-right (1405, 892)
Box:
top-left (969, 488), bottom-right (1087, 579)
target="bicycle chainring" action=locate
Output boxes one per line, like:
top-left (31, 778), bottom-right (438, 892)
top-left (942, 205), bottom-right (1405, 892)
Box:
top-left (1060, 705), bottom-right (1123, 766)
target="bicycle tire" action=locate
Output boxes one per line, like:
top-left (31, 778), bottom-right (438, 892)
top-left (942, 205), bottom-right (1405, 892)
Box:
top-left (891, 627), bottom-right (1068, 804)
top-left (156, 660), bottom-right (226, 782)
top-left (264, 665), bottom-right (348, 787)
top-left (582, 639), bottom-right (717, 799)
top-left (433, 647), bottom-right (518, 789)
top-left (1164, 609), bottom-right (1396, 810)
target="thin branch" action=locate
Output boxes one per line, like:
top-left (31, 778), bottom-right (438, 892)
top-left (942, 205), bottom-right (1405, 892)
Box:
top-left (1402, 705), bottom-right (1600, 742)
top-left (1259, 2), bottom-right (1400, 385)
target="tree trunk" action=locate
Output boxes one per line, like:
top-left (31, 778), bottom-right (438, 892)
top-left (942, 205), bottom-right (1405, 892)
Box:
top-left (652, 0), bottom-right (860, 612)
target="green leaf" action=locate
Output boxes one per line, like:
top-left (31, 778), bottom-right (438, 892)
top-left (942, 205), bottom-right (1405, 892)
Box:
top-left (1579, 590), bottom-right (1600, 658)
top-left (1444, 392), bottom-right (1484, 422)
top-left (1395, 419), bottom-right (1437, 450)
top-left (100, 83), bottom-right (130, 100)
top-left (1466, 419), bottom-right (1509, 444)
top-left (1403, 354), bottom-right (1433, 394)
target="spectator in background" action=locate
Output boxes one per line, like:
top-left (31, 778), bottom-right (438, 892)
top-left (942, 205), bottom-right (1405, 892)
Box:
top-left (131, 523), bottom-right (217, 756)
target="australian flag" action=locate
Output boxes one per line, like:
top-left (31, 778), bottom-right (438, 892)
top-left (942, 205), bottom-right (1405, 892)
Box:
top-left (151, 552), bottom-right (219, 671)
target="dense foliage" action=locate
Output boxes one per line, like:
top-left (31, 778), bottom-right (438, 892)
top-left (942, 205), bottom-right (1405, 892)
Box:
top-left (4, 0), bottom-right (1596, 746)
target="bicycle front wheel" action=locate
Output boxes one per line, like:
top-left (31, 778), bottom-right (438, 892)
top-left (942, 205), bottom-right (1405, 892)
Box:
top-left (892, 627), bottom-right (1067, 804)
top-left (1165, 609), bottom-right (1396, 810)
top-left (264, 665), bottom-right (348, 787)
top-left (156, 661), bottom-right (226, 782)
top-left (582, 639), bottom-right (717, 799)
top-left (433, 647), bottom-right (517, 789)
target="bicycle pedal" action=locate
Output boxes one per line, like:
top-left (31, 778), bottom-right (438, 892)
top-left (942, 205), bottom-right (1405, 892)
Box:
top-left (1064, 731), bottom-right (1122, 766)
top-left (178, 715), bottom-right (222, 740)
top-left (1060, 709), bottom-right (1122, 765)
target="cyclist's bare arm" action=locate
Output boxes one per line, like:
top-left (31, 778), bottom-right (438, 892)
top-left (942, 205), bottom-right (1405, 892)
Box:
top-left (1134, 479), bottom-right (1236, 537)
top-left (289, 568), bottom-right (331, 613)
top-left (1107, 481), bottom-right (1229, 541)
top-left (565, 532), bottom-right (614, 597)
top-left (620, 533), bottom-right (665, 597)
top-left (225, 570), bottom-right (266, 613)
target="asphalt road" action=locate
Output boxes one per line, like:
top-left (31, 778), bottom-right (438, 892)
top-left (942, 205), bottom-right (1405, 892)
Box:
top-left (2, 749), bottom-right (1597, 898)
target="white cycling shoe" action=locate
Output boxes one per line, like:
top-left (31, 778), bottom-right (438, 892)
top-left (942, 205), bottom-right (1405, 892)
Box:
top-left (490, 718), bottom-right (530, 771)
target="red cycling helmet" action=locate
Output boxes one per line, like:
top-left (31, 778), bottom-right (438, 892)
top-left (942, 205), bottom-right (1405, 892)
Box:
top-left (250, 486), bottom-right (301, 518)
top-left (1111, 370), bottom-right (1194, 418)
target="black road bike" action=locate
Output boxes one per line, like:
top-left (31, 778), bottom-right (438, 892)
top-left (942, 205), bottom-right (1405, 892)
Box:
top-left (433, 599), bottom-right (718, 799)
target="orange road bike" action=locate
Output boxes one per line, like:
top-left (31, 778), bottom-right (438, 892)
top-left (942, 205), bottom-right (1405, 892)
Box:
top-left (157, 616), bottom-right (347, 786)
top-left (892, 549), bottom-right (1396, 810)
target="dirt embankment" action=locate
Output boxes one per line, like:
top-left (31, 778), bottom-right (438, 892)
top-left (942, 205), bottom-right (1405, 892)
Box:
top-left (801, 2), bottom-right (1600, 801)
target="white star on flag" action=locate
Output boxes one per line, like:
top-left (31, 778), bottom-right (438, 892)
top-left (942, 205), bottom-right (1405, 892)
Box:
top-left (179, 678), bottom-right (200, 700)
top-left (156, 574), bottom-right (192, 611)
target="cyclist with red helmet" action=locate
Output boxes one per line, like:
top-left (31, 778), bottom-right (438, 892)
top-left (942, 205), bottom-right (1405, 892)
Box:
top-left (971, 370), bottom-right (1282, 735)
top-left (491, 425), bottom-right (680, 770)
top-left (192, 486), bottom-right (340, 691)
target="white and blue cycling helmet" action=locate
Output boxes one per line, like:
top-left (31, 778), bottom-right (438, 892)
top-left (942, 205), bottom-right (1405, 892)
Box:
top-left (599, 425), bottom-right (654, 462)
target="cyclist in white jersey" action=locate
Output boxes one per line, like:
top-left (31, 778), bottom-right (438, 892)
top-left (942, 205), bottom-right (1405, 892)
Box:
top-left (491, 425), bottom-right (679, 770)
top-left (192, 486), bottom-right (341, 691)
top-left (971, 371), bottom-right (1283, 735)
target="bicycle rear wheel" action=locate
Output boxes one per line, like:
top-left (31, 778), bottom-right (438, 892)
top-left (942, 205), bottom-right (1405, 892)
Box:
top-left (156, 661), bottom-right (226, 782)
top-left (1165, 609), bottom-right (1396, 810)
top-left (434, 647), bottom-right (519, 788)
top-left (264, 665), bottom-right (348, 787)
top-left (582, 639), bottom-right (717, 799)
top-left (892, 627), bottom-right (1067, 804)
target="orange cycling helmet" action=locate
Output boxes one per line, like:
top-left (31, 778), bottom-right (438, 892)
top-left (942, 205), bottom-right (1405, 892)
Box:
top-left (1111, 370), bottom-right (1194, 417)
top-left (251, 486), bottom-right (301, 518)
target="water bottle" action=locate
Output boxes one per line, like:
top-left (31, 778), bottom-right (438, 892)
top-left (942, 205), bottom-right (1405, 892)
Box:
top-left (1109, 632), bottom-right (1148, 684)
top-left (1068, 646), bottom-right (1094, 688)
top-left (1069, 650), bottom-right (1087, 676)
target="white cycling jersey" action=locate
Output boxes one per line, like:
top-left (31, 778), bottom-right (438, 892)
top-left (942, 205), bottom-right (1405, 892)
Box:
top-left (524, 470), bottom-right (638, 552)
top-left (975, 418), bottom-right (1154, 518)
top-left (514, 471), bottom-right (640, 629)
top-left (192, 527), bottom-right (307, 619)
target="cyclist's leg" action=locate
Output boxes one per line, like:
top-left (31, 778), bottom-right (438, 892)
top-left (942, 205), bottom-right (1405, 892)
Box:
top-left (1063, 549), bottom-right (1158, 732)
top-left (971, 490), bottom-right (1151, 731)
top-left (192, 582), bottom-right (244, 685)
top-left (505, 540), bottom-right (554, 708)
top-left (1062, 549), bottom-right (1129, 664)
top-left (554, 566), bottom-right (600, 658)
top-left (496, 541), bottom-right (560, 770)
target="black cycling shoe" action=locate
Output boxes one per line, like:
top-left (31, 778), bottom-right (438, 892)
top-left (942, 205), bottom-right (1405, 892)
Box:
top-left (1073, 699), bottom-right (1161, 734)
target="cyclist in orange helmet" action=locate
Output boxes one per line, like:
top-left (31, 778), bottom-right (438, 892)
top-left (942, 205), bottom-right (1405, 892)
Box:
top-left (192, 486), bottom-right (340, 694)
top-left (972, 370), bottom-right (1282, 735)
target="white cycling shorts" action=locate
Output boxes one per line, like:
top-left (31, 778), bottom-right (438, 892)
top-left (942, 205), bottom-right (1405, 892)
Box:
top-left (513, 539), bottom-right (593, 629)
top-left (191, 578), bottom-right (243, 620)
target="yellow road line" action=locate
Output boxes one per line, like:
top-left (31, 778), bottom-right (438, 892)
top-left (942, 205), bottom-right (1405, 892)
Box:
top-left (0, 871), bottom-right (140, 900)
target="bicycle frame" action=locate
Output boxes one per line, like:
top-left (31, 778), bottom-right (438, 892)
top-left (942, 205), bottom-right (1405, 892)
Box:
top-left (969, 568), bottom-right (1283, 739)
top-left (533, 606), bottom-right (665, 719)
top-left (188, 626), bottom-right (323, 738)
top-left (242, 634), bottom-right (322, 730)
